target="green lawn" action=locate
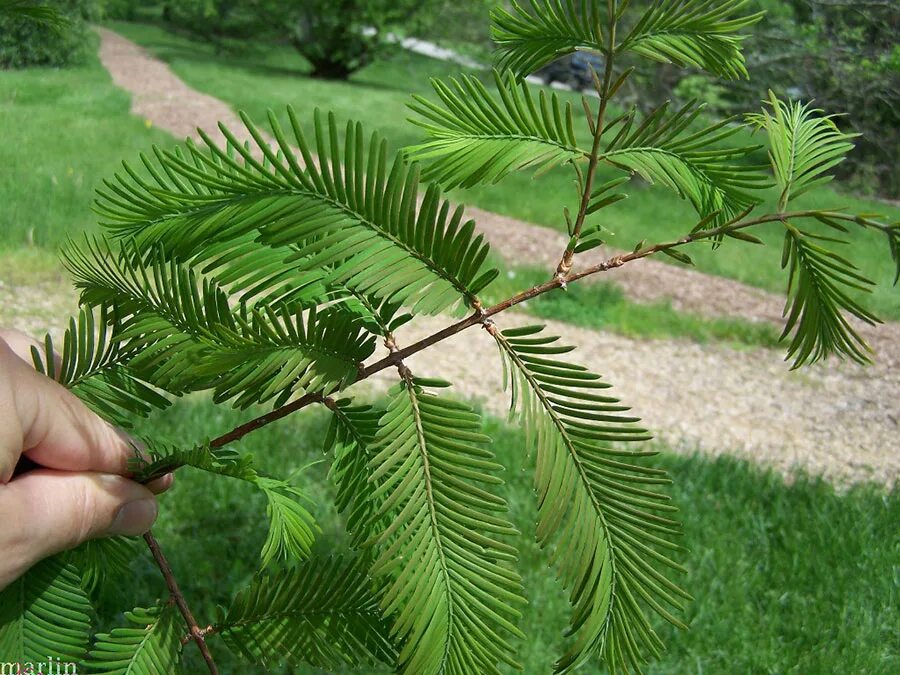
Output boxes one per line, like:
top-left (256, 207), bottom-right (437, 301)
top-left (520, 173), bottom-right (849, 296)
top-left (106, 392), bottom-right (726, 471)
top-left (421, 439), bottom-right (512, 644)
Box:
top-left (0, 31), bottom-right (784, 352)
top-left (485, 267), bottom-right (782, 349)
top-left (0, 34), bottom-right (172, 260)
top-left (97, 396), bottom-right (898, 674)
top-left (110, 21), bottom-right (900, 321)
top-left (1, 31), bottom-right (895, 674)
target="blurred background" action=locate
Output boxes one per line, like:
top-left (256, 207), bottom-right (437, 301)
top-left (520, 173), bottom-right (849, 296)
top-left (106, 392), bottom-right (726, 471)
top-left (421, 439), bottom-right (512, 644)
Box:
top-left (3, 0), bottom-right (897, 195)
top-left (0, 1), bottom-right (897, 673)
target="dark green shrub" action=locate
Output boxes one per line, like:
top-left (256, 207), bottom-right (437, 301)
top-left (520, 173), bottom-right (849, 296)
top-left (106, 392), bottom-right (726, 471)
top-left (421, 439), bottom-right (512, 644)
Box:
top-left (0, 0), bottom-right (98, 68)
top-left (99, 0), bottom-right (140, 20)
top-left (159, 0), bottom-right (268, 49)
top-left (159, 0), bottom-right (449, 79)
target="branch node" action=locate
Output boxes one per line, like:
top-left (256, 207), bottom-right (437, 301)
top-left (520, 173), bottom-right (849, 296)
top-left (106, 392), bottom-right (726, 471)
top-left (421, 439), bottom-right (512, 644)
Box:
top-left (397, 362), bottom-right (413, 380)
top-left (144, 532), bottom-right (219, 674)
top-left (555, 253), bottom-right (574, 279)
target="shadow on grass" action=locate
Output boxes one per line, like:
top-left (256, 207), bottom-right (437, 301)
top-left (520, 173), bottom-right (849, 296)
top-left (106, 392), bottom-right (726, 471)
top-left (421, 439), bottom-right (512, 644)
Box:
top-left (80, 395), bottom-right (899, 673)
top-left (115, 23), bottom-right (423, 94)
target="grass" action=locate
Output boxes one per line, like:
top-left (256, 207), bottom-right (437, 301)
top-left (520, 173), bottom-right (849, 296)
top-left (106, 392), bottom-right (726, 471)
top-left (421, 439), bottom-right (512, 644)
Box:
top-left (0, 34), bottom-right (172, 252)
top-left (484, 267), bottom-right (783, 349)
top-left (0, 31), bottom-right (786, 352)
top-left (1, 25), bottom-right (894, 675)
top-left (109, 21), bottom-right (900, 321)
top-left (94, 395), bottom-right (899, 673)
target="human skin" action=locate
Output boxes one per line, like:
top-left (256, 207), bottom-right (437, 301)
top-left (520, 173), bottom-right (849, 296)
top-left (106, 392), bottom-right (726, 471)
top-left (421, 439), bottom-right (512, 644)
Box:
top-left (0, 329), bottom-right (171, 591)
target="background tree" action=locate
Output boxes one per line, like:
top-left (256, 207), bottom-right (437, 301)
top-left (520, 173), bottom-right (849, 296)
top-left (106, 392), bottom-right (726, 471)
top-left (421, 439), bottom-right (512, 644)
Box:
top-left (257, 0), bottom-right (449, 79)
top-left (156, 0), bottom-right (264, 48)
top-left (0, 0), bottom-right (98, 68)
top-left (741, 0), bottom-right (899, 196)
top-left (154, 0), bottom-right (452, 79)
top-left (608, 0), bottom-right (899, 196)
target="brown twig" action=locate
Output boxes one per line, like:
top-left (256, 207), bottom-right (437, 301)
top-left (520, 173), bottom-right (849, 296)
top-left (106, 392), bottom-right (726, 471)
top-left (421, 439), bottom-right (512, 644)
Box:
top-left (136, 392), bottom-right (329, 480)
top-left (181, 625), bottom-right (216, 647)
top-left (556, 0), bottom-right (619, 278)
top-left (208, 392), bottom-right (326, 449)
top-left (138, 206), bottom-right (872, 662)
top-left (176, 208), bottom-right (872, 458)
top-left (143, 531), bottom-right (220, 675)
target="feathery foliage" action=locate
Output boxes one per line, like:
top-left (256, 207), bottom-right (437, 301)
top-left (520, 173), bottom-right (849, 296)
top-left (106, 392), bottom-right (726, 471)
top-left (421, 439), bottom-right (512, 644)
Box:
top-left (65, 239), bottom-right (374, 408)
top-left (493, 325), bottom-right (688, 673)
top-left (780, 225), bottom-right (879, 368)
top-left (746, 93), bottom-right (889, 366)
top-left (324, 399), bottom-right (387, 550)
top-left (407, 69), bottom-right (584, 189)
top-left (134, 442), bottom-right (319, 568)
top-left (617, 1), bottom-right (764, 80)
top-left (217, 557), bottom-right (395, 670)
top-left (366, 379), bottom-right (526, 674)
top-left (0, 555), bottom-right (92, 663)
top-left (86, 604), bottom-right (185, 674)
top-left (491, 0), bottom-right (605, 76)
top-left (13, 2), bottom-right (896, 673)
top-left (327, 287), bottom-right (412, 339)
top-left (69, 537), bottom-right (141, 594)
top-left (601, 101), bottom-right (767, 221)
top-left (747, 92), bottom-right (858, 207)
top-left (257, 476), bottom-right (319, 568)
top-left (29, 304), bottom-right (170, 427)
top-left (93, 108), bottom-right (499, 317)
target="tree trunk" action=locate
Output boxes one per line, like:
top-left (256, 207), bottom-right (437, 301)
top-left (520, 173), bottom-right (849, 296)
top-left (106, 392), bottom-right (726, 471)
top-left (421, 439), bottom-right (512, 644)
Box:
top-left (307, 55), bottom-right (355, 80)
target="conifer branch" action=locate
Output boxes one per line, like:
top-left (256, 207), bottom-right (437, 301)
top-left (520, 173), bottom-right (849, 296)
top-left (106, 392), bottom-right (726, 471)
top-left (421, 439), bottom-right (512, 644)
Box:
top-left (196, 208), bottom-right (874, 457)
top-left (556, 1), bottom-right (620, 278)
top-left (120, 202), bottom-right (889, 675)
top-left (565, 209), bottom-right (885, 283)
top-left (24, 3), bottom-right (893, 669)
top-left (143, 531), bottom-right (219, 675)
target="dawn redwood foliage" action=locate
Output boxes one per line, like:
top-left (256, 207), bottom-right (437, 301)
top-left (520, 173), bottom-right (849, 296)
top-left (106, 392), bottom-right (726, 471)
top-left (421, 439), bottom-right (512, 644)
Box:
top-left (1, 1), bottom-right (898, 673)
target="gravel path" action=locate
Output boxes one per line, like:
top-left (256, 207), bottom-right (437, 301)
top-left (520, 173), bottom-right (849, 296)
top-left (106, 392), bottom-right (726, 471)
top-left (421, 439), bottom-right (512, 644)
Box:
top-left (364, 313), bottom-right (899, 487)
top-left (10, 27), bottom-right (890, 487)
top-left (96, 28), bottom-right (787, 326)
top-left (97, 27), bottom-right (255, 147)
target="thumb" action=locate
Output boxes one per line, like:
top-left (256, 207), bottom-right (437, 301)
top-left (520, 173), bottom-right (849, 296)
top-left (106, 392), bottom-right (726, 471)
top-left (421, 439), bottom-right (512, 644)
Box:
top-left (0, 469), bottom-right (158, 589)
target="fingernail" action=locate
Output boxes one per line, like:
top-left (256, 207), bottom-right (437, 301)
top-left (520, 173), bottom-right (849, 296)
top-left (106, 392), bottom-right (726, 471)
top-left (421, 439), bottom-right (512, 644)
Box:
top-left (110, 498), bottom-right (158, 536)
top-left (146, 472), bottom-right (174, 495)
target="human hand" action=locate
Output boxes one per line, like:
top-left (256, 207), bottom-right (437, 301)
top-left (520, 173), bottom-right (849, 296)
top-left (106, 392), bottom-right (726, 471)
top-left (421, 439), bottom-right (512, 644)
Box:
top-left (0, 329), bottom-right (171, 591)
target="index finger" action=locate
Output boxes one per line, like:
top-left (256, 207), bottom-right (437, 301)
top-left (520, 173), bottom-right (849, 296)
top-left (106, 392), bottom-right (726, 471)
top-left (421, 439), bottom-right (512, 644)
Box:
top-left (0, 329), bottom-right (59, 371)
top-left (0, 338), bottom-right (138, 482)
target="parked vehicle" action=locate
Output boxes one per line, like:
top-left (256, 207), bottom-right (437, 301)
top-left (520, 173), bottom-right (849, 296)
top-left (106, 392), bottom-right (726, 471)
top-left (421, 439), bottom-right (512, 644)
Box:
top-left (537, 52), bottom-right (604, 91)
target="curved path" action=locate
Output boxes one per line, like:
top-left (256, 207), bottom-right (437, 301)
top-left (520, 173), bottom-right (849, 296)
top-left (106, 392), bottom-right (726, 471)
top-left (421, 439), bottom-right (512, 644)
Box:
top-left (95, 28), bottom-right (787, 327)
top-left (25, 27), bottom-right (889, 487)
